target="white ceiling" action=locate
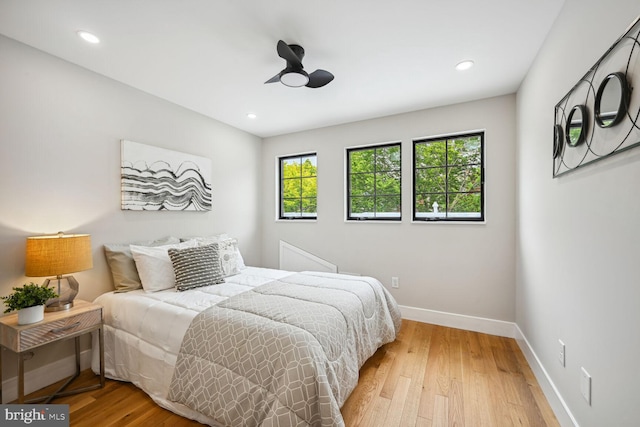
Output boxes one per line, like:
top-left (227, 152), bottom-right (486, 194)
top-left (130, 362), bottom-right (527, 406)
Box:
top-left (0, 0), bottom-right (565, 138)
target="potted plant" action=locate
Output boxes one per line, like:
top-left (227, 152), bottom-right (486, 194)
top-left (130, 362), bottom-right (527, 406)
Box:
top-left (1, 282), bottom-right (58, 325)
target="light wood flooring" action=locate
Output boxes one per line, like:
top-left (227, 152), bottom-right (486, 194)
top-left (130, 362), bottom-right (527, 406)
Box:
top-left (25, 319), bottom-right (558, 426)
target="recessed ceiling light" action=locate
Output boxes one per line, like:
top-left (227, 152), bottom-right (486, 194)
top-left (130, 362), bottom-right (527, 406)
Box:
top-left (247, 113), bottom-right (257, 119)
top-left (77, 30), bottom-right (100, 44)
top-left (455, 60), bottom-right (474, 71)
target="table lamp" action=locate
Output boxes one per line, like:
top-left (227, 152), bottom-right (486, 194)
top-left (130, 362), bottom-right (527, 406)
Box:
top-left (25, 232), bottom-right (93, 311)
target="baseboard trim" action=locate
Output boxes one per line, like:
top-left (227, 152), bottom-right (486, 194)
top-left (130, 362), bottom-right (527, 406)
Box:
top-left (399, 304), bottom-right (517, 338)
top-left (0, 349), bottom-right (92, 403)
top-left (514, 325), bottom-right (579, 427)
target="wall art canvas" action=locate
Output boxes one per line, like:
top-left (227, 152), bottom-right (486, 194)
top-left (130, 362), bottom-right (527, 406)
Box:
top-left (121, 140), bottom-right (212, 211)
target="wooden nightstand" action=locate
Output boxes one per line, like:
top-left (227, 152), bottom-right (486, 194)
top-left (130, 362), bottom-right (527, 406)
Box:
top-left (0, 299), bottom-right (104, 403)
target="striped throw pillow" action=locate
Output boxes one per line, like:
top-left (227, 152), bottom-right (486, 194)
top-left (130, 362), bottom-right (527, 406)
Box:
top-left (168, 243), bottom-right (225, 291)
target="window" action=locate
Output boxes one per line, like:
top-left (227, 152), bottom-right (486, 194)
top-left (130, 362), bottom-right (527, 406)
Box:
top-left (413, 132), bottom-right (484, 221)
top-left (347, 143), bottom-right (401, 220)
top-left (279, 153), bottom-right (317, 219)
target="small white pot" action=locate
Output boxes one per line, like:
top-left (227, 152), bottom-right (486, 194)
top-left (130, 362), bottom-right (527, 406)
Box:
top-left (18, 304), bottom-right (45, 325)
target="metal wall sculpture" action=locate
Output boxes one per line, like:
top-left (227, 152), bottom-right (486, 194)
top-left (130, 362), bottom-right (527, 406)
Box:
top-left (553, 16), bottom-right (640, 177)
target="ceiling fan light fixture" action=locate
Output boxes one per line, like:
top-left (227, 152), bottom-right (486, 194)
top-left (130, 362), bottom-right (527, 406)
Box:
top-left (265, 41), bottom-right (333, 89)
top-left (280, 70), bottom-right (309, 87)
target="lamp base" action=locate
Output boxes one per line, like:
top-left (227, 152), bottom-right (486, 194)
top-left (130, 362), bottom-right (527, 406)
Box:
top-left (43, 276), bottom-right (79, 312)
top-left (45, 301), bottom-right (74, 312)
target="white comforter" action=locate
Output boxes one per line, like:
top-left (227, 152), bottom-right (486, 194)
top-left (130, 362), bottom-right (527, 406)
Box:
top-left (91, 267), bottom-right (401, 426)
top-left (92, 267), bottom-right (293, 425)
top-left (169, 271), bottom-right (401, 426)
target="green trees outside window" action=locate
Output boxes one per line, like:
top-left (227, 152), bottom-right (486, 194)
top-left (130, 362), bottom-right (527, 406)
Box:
top-left (279, 153), bottom-right (317, 219)
top-left (347, 143), bottom-right (401, 220)
top-left (277, 132), bottom-right (482, 223)
top-left (413, 132), bottom-right (484, 221)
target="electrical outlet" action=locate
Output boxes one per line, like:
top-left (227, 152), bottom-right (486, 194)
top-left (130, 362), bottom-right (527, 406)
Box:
top-left (580, 367), bottom-right (592, 405)
top-left (558, 339), bottom-right (565, 367)
top-left (391, 277), bottom-right (399, 288)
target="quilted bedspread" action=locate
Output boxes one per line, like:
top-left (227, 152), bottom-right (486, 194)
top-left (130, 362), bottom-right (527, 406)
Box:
top-left (168, 271), bottom-right (402, 427)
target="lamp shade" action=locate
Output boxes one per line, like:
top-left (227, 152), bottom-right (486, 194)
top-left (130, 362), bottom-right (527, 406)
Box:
top-left (25, 233), bottom-right (93, 277)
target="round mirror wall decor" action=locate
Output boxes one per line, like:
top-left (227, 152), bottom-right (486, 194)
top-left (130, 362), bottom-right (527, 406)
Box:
top-left (565, 105), bottom-right (588, 147)
top-left (553, 124), bottom-right (564, 158)
top-left (553, 15), bottom-right (640, 178)
top-left (594, 72), bottom-right (631, 128)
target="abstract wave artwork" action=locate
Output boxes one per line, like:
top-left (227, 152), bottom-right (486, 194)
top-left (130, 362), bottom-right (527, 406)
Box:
top-left (121, 140), bottom-right (212, 211)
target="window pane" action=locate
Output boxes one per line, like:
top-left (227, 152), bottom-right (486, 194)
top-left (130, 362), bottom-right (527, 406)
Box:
top-left (413, 132), bottom-right (483, 221)
top-left (282, 178), bottom-right (301, 198)
top-left (350, 196), bottom-right (374, 217)
top-left (347, 143), bottom-right (401, 221)
top-left (279, 153), bottom-right (317, 219)
top-left (448, 136), bottom-right (481, 165)
top-left (416, 168), bottom-right (446, 193)
top-left (300, 156), bottom-right (317, 177)
top-left (376, 170), bottom-right (401, 195)
top-left (415, 193), bottom-right (446, 219)
top-left (448, 165), bottom-right (481, 193)
top-left (301, 177), bottom-right (317, 197)
top-left (350, 149), bottom-right (374, 173)
top-left (415, 194), bottom-right (431, 213)
top-left (415, 140), bottom-right (446, 168)
top-left (282, 199), bottom-right (301, 216)
top-left (301, 198), bottom-right (317, 215)
top-left (447, 192), bottom-right (481, 218)
top-left (376, 145), bottom-right (401, 171)
top-left (282, 158), bottom-right (301, 178)
top-left (375, 196), bottom-right (401, 217)
top-left (350, 173), bottom-right (375, 196)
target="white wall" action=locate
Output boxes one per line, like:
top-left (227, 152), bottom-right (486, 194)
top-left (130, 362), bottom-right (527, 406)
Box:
top-left (516, 1), bottom-right (640, 425)
top-left (262, 95), bottom-right (517, 322)
top-left (0, 35), bottom-right (262, 374)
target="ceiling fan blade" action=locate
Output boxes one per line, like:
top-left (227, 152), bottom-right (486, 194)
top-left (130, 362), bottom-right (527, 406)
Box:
top-left (265, 73), bottom-right (281, 84)
top-left (306, 69), bottom-right (334, 88)
top-left (277, 40), bottom-right (303, 68)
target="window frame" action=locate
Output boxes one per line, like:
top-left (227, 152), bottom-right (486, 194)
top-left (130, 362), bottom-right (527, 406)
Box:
top-left (412, 131), bottom-right (485, 222)
top-left (277, 152), bottom-right (318, 220)
top-left (346, 142), bottom-right (402, 222)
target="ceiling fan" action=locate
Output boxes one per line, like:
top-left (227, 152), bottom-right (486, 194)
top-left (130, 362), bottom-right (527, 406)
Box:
top-left (265, 40), bottom-right (334, 88)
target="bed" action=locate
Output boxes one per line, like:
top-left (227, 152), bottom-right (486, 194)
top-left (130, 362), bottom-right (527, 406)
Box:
top-left (91, 237), bottom-right (401, 427)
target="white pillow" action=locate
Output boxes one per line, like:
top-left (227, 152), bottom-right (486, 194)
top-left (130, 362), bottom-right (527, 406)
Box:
top-left (184, 234), bottom-right (246, 276)
top-left (215, 238), bottom-right (239, 277)
top-left (130, 239), bottom-right (198, 292)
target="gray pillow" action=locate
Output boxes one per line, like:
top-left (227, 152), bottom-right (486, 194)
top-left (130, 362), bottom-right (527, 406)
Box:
top-left (104, 236), bottom-right (180, 292)
top-left (168, 243), bottom-right (225, 292)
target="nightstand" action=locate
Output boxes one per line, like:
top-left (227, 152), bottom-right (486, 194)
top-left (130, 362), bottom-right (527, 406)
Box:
top-left (0, 299), bottom-right (104, 403)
